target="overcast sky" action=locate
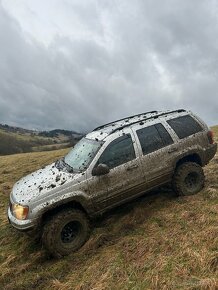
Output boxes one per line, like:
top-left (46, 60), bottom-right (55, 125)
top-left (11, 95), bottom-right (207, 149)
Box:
top-left (0, 0), bottom-right (218, 132)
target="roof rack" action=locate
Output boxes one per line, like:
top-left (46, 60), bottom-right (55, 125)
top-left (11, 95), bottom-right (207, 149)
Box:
top-left (109, 109), bottom-right (186, 134)
top-left (93, 110), bottom-right (158, 131)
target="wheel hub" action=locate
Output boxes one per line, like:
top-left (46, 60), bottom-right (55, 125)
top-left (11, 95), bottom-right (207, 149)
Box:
top-left (184, 172), bottom-right (199, 190)
top-left (61, 221), bottom-right (81, 244)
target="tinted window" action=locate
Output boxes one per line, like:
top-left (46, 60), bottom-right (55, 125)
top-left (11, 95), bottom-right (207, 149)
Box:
top-left (97, 134), bottom-right (136, 169)
top-left (137, 124), bottom-right (173, 155)
top-left (167, 115), bottom-right (203, 139)
top-left (155, 123), bottom-right (173, 146)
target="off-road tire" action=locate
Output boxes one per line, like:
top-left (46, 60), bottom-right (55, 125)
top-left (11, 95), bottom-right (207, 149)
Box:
top-left (172, 162), bottom-right (205, 196)
top-left (42, 208), bottom-right (90, 258)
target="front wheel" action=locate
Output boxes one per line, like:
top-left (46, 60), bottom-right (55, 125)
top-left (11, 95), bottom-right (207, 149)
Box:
top-left (42, 209), bottom-right (90, 258)
top-left (172, 162), bottom-right (205, 196)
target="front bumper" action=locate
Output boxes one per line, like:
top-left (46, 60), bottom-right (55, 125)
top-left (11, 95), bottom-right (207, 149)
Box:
top-left (7, 207), bottom-right (36, 231)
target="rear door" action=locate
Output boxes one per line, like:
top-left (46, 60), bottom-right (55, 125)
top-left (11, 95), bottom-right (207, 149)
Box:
top-left (132, 121), bottom-right (175, 188)
top-left (87, 129), bottom-right (145, 211)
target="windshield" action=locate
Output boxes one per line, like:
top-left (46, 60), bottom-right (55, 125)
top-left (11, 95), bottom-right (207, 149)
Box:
top-left (64, 138), bottom-right (102, 172)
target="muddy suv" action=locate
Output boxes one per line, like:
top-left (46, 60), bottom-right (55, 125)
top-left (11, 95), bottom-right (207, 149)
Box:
top-left (8, 109), bottom-right (217, 257)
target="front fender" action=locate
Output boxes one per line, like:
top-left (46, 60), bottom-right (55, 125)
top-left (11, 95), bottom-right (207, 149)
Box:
top-left (32, 190), bottom-right (95, 220)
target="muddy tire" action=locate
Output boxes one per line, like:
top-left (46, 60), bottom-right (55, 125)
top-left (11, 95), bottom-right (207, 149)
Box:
top-left (42, 209), bottom-right (90, 258)
top-left (172, 162), bottom-right (205, 196)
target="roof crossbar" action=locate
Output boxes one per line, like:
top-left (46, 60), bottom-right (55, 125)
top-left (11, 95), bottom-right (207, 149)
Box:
top-left (93, 110), bottom-right (158, 131)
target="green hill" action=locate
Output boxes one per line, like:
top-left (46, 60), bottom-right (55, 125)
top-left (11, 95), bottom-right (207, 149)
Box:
top-left (0, 127), bottom-right (217, 289)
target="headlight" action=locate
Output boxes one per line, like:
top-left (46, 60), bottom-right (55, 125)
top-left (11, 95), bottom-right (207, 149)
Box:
top-left (12, 204), bottom-right (29, 220)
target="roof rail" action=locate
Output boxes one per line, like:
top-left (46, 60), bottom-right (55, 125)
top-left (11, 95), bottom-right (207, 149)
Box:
top-left (109, 109), bottom-right (186, 134)
top-left (93, 110), bottom-right (158, 131)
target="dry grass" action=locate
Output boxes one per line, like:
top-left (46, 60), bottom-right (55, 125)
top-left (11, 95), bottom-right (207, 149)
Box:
top-left (211, 126), bottom-right (218, 144)
top-left (0, 130), bottom-right (217, 290)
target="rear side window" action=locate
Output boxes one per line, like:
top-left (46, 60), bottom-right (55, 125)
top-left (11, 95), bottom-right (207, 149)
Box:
top-left (167, 115), bottom-right (203, 139)
top-left (97, 134), bottom-right (136, 169)
top-left (136, 123), bottom-right (173, 155)
top-left (155, 123), bottom-right (174, 146)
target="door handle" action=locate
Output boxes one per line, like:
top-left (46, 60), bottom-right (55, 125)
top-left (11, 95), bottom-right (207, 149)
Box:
top-left (126, 164), bottom-right (138, 171)
top-left (168, 147), bottom-right (178, 154)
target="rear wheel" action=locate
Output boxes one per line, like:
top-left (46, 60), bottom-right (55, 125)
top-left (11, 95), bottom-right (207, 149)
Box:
top-left (42, 209), bottom-right (90, 257)
top-left (172, 162), bottom-right (205, 196)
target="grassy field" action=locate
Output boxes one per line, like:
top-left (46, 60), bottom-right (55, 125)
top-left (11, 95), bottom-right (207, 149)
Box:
top-left (0, 130), bottom-right (217, 289)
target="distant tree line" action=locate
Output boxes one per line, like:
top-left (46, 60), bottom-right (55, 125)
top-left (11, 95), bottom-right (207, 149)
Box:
top-left (39, 129), bottom-right (79, 138)
top-left (0, 132), bottom-right (82, 155)
top-left (0, 133), bottom-right (33, 155)
top-left (0, 122), bottom-right (84, 155)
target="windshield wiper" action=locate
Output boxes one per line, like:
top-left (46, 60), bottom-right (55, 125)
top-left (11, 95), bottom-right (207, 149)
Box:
top-left (55, 158), bottom-right (62, 170)
top-left (63, 158), bottom-right (74, 173)
top-left (55, 157), bottom-right (74, 173)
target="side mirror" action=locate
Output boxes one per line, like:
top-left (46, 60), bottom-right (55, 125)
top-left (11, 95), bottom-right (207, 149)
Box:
top-left (92, 163), bottom-right (110, 176)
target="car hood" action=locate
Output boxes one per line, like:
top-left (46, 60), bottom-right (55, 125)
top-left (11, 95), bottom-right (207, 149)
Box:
top-left (12, 162), bottom-right (81, 204)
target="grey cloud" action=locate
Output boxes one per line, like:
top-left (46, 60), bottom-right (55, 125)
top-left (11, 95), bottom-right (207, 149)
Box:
top-left (0, 0), bottom-right (217, 133)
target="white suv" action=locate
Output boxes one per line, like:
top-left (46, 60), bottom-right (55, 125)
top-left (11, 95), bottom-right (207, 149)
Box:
top-left (8, 109), bottom-right (217, 257)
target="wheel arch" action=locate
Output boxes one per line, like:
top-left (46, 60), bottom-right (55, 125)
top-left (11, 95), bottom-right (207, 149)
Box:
top-left (39, 195), bottom-right (94, 226)
top-left (174, 151), bottom-right (203, 170)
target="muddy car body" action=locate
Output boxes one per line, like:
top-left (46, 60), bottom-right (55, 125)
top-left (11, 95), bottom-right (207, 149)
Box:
top-left (8, 109), bottom-right (217, 257)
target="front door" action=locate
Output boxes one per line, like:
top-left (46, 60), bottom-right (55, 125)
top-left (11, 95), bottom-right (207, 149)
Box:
top-left (87, 130), bottom-right (145, 211)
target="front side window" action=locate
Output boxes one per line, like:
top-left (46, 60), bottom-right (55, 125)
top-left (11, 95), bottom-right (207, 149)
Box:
top-left (167, 115), bottom-right (203, 139)
top-left (137, 123), bottom-right (173, 155)
top-left (96, 134), bottom-right (136, 169)
top-left (64, 138), bottom-right (102, 172)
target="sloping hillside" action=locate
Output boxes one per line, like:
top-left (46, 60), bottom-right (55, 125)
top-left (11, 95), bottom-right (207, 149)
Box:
top-left (0, 125), bottom-right (83, 155)
top-left (0, 128), bottom-right (217, 289)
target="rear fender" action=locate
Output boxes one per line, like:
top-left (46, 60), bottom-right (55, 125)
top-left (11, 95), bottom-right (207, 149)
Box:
top-left (173, 148), bottom-right (204, 169)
